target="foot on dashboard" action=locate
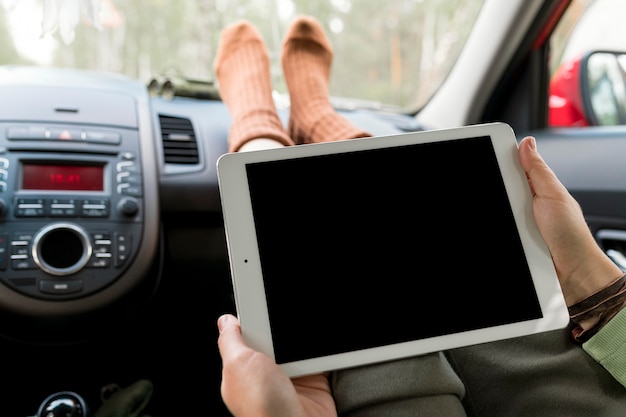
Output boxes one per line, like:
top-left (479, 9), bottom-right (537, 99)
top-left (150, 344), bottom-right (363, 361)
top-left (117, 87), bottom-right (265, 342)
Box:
top-left (281, 15), bottom-right (370, 144)
top-left (214, 20), bottom-right (293, 152)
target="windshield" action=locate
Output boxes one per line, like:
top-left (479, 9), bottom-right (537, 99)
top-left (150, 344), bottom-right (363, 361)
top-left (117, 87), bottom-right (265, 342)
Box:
top-left (0, 0), bottom-right (485, 111)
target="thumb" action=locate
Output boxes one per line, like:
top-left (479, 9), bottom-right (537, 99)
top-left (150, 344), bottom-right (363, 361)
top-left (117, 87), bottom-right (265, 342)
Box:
top-left (518, 136), bottom-right (569, 199)
top-left (217, 313), bottom-right (239, 334)
top-left (217, 314), bottom-right (247, 361)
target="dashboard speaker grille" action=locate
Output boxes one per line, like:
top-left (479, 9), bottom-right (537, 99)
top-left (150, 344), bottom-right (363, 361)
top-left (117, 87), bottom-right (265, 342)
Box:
top-left (159, 115), bottom-right (200, 164)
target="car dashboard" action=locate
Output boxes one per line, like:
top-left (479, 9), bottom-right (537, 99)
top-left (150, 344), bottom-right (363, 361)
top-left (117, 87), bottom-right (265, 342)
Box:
top-left (0, 65), bottom-right (419, 416)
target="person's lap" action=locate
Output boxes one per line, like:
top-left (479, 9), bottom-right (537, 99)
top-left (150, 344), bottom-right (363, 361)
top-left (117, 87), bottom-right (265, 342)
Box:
top-left (332, 352), bottom-right (467, 417)
top-left (332, 327), bottom-right (626, 417)
top-left (447, 327), bottom-right (626, 417)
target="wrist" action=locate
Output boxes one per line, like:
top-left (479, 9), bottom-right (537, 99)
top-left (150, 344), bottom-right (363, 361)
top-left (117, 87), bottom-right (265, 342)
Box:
top-left (560, 249), bottom-right (624, 306)
top-left (568, 272), bottom-right (626, 343)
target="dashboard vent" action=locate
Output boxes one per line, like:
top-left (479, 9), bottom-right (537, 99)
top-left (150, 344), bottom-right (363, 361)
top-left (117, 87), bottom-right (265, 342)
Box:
top-left (159, 115), bottom-right (200, 164)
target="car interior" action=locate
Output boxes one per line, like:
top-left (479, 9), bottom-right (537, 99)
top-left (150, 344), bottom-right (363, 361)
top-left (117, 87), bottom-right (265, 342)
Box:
top-left (0, 0), bottom-right (625, 416)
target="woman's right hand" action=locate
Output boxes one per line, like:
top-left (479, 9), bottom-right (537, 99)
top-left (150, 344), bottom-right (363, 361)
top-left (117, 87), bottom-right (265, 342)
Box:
top-left (217, 314), bottom-right (337, 417)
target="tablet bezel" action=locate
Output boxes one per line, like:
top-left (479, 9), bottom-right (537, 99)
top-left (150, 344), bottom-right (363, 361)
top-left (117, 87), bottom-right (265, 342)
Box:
top-left (217, 122), bottom-right (569, 377)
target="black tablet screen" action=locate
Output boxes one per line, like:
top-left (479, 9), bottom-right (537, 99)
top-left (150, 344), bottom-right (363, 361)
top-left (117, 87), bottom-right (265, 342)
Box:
top-left (246, 136), bottom-right (542, 364)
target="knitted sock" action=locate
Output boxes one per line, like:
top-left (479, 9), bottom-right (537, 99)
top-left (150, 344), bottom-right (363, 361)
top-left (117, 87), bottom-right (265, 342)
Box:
top-left (214, 21), bottom-right (294, 152)
top-left (281, 16), bottom-right (371, 144)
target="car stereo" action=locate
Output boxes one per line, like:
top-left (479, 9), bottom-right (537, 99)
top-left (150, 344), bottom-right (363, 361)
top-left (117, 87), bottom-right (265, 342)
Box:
top-left (0, 123), bottom-right (147, 301)
top-left (0, 68), bottom-right (161, 323)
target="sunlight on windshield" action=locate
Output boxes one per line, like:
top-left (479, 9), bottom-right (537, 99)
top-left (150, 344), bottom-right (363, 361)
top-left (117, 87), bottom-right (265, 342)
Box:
top-left (0, 0), bottom-right (485, 111)
top-left (2, 0), bottom-right (51, 64)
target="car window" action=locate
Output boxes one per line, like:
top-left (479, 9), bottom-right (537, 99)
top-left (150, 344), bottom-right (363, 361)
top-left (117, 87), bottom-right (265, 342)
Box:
top-left (549, 0), bottom-right (626, 126)
top-left (0, 0), bottom-right (485, 112)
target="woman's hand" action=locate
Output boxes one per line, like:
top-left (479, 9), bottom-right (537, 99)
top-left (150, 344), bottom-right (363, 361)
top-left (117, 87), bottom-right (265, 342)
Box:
top-left (518, 136), bottom-right (623, 308)
top-left (217, 314), bottom-right (337, 417)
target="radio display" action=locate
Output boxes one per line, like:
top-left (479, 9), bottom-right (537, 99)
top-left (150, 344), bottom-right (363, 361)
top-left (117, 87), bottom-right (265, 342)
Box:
top-left (21, 163), bottom-right (105, 191)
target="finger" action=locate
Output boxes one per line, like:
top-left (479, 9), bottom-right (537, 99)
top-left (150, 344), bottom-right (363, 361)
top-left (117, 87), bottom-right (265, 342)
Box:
top-left (518, 136), bottom-right (567, 198)
top-left (217, 314), bottom-right (247, 361)
top-left (217, 313), bottom-right (239, 334)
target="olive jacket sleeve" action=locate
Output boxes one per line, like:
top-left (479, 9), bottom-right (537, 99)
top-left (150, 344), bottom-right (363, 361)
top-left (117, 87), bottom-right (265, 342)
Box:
top-left (583, 307), bottom-right (626, 389)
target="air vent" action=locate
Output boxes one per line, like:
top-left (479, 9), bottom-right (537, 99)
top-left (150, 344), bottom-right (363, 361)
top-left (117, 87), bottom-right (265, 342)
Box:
top-left (159, 115), bottom-right (200, 164)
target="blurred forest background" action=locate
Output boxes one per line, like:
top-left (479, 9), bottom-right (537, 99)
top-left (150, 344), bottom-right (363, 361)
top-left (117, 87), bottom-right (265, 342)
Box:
top-left (0, 0), bottom-right (487, 110)
top-left (0, 0), bottom-right (595, 110)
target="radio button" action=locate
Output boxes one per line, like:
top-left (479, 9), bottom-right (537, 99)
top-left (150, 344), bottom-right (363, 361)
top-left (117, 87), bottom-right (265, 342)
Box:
top-left (11, 245), bottom-right (29, 256)
top-left (92, 247), bottom-right (111, 256)
top-left (92, 250), bottom-right (112, 261)
top-left (89, 232), bottom-right (112, 268)
top-left (7, 126), bottom-right (46, 140)
top-left (48, 199), bottom-right (78, 217)
top-left (47, 128), bottom-right (82, 141)
top-left (88, 257), bottom-right (111, 268)
top-left (12, 258), bottom-right (35, 270)
top-left (116, 160), bottom-right (139, 173)
top-left (15, 199), bottom-right (45, 217)
top-left (40, 279), bottom-right (83, 295)
top-left (13, 232), bottom-right (33, 243)
top-left (116, 171), bottom-right (142, 184)
top-left (80, 199), bottom-right (109, 218)
top-left (92, 232), bottom-right (110, 241)
top-left (118, 172), bottom-right (142, 184)
top-left (10, 236), bottom-right (34, 269)
top-left (85, 130), bottom-right (121, 145)
top-left (0, 157), bottom-right (8, 169)
top-left (93, 237), bottom-right (111, 247)
top-left (11, 237), bottom-right (32, 254)
top-left (117, 183), bottom-right (142, 197)
top-left (116, 171), bottom-right (130, 182)
top-left (115, 232), bottom-right (131, 267)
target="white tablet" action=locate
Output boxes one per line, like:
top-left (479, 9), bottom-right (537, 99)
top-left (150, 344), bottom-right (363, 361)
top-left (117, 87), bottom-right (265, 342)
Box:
top-left (217, 122), bottom-right (569, 378)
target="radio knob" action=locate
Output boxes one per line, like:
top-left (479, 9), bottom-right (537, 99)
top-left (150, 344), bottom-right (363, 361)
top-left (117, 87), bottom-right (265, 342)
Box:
top-left (32, 223), bottom-right (92, 276)
top-left (117, 197), bottom-right (139, 217)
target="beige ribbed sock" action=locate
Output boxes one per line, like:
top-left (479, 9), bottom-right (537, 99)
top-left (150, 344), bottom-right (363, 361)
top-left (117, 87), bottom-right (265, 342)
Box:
top-left (214, 21), bottom-right (294, 152)
top-left (281, 16), bottom-right (371, 144)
